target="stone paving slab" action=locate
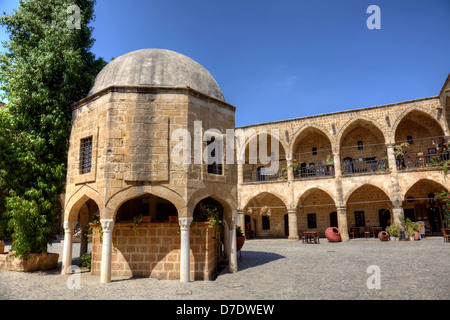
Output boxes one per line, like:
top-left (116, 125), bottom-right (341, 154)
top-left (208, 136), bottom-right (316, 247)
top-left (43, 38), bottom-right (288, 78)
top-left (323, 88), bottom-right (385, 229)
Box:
top-left (0, 238), bottom-right (448, 300)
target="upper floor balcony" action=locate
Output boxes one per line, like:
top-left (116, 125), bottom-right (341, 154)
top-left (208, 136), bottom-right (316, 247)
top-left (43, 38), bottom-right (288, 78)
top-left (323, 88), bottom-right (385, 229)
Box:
top-left (239, 109), bottom-right (448, 185)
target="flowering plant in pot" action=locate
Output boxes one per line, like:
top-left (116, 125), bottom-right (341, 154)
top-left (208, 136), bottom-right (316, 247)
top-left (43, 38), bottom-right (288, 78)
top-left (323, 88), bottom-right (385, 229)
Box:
top-left (386, 223), bottom-right (401, 241)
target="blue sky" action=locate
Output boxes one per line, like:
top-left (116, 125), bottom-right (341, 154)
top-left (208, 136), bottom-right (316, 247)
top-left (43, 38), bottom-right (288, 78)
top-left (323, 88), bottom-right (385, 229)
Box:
top-left (1, 0), bottom-right (450, 127)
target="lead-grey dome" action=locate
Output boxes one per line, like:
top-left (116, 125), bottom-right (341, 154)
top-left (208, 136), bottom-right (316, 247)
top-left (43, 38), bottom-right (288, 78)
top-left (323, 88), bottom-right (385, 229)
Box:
top-left (89, 49), bottom-right (225, 101)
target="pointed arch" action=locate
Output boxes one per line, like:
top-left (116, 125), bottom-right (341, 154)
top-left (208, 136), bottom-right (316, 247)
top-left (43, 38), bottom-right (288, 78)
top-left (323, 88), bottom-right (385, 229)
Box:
top-left (105, 185), bottom-right (186, 220)
top-left (64, 186), bottom-right (104, 222)
top-left (391, 107), bottom-right (446, 140)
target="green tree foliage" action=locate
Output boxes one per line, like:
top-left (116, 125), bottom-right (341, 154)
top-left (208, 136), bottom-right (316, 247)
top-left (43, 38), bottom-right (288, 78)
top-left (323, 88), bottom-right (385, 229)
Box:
top-left (0, 0), bottom-right (106, 256)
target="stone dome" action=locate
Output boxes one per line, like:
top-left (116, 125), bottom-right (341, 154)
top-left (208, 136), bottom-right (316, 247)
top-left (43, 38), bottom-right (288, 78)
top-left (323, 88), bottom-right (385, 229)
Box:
top-left (88, 49), bottom-right (225, 101)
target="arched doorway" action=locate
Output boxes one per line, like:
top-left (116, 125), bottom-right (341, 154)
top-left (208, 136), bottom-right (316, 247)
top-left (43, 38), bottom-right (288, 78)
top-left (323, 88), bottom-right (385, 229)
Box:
top-left (345, 184), bottom-right (391, 237)
top-left (298, 188), bottom-right (336, 236)
top-left (378, 209), bottom-right (391, 229)
top-left (403, 179), bottom-right (448, 235)
top-left (329, 212), bottom-right (338, 228)
top-left (244, 192), bottom-right (288, 238)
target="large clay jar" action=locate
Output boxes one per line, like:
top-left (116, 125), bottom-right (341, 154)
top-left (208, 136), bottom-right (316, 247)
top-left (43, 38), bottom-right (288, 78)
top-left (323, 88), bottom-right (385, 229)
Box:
top-left (236, 236), bottom-right (246, 252)
top-left (378, 231), bottom-right (389, 241)
top-left (325, 227), bottom-right (341, 242)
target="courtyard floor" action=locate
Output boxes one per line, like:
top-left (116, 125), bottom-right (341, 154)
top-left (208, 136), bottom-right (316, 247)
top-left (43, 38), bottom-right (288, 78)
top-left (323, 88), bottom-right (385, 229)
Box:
top-left (0, 237), bottom-right (448, 300)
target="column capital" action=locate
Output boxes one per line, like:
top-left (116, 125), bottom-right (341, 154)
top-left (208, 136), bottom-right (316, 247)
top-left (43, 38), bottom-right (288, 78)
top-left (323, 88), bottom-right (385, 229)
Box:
top-left (178, 217), bottom-right (193, 231)
top-left (287, 208), bottom-right (298, 214)
top-left (63, 220), bottom-right (77, 233)
top-left (100, 219), bottom-right (114, 233)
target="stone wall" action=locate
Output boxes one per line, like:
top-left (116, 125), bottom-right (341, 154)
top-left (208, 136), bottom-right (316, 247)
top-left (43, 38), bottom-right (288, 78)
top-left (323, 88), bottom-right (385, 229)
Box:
top-left (90, 222), bottom-right (219, 281)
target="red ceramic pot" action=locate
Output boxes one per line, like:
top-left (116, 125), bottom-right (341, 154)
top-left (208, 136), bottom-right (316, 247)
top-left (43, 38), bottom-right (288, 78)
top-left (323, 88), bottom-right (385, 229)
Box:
top-left (378, 231), bottom-right (389, 241)
top-left (325, 227), bottom-right (341, 242)
top-left (236, 237), bottom-right (245, 252)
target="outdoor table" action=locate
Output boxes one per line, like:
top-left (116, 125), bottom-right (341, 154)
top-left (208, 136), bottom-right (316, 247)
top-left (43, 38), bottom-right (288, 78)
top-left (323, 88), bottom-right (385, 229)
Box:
top-left (371, 227), bottom-right (383, 238)
top-left (302, 231), bottom-right (319, 244)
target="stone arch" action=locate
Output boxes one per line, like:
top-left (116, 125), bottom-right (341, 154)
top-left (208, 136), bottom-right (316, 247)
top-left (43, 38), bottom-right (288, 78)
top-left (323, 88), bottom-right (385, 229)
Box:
top-left (243, 191), bottom-right (288, 238)
top-left (336, 116), bottom-right (388, 147)
top-left (290, 124), bottom-right (334, 156)
top-left (241, 189), bottom-right (290, 211)
top-left (391, 106), bottom-right (446, 141)
top-left (343, 183), bottom-right (391, 205)
top-left (64, 186), bottom-right (104, 222)
top-left (402, 179), bottom-right (449, 233)
top-left (187, 187), bottom-right (237, 220)
top-left (298, 187), bottom-right (337, 207)
top-left (345, 184), bottom-right (393, 230)
top-left (403, 178), bottom-right (449, 201)
top-left (236, 128), bottom-right (289, 162)
top-left (105, 186), bottom-right (186, 220)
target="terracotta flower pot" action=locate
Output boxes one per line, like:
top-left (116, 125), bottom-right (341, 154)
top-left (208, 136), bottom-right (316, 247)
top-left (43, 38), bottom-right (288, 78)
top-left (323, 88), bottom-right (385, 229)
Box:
top-left (325, 227), bottom-right (341, 242)
top-left (378, 231), bottom-right (389, 241)
top-left (236, 236), bottom-right (245, 252)
top-left (414, 231), bottom-right (420, 240)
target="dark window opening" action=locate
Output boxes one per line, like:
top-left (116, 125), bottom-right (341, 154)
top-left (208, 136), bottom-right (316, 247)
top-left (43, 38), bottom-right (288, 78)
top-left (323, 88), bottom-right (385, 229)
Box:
top-left (262, 216), bottom-right (270, 230)
top-left (307, 213), bottom-right (317, 229)
top-left (312, 147), bottom-right (317, 155)
top-left (80, 137), bottom-right (93, 174)
top-left (207, 137), bottom-right (223, 175)
top-left (357, 141), bottom-right (363, 150)
top-left (354, 211), bottom-right (365, 227)
top-left (407, 136), bottom-right (413, 144)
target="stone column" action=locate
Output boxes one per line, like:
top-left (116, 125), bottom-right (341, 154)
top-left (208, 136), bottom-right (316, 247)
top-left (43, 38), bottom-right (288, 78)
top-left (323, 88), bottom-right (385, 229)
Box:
top-left (100, 219), bottom-right (114, 283)
top-left (229, 210), bottom-right (238, 273)
top-left (61, 220), bottom-right (77, 275)
top-left (386, 143), bottom-right (398, 173)
top-left (333, 152), bottom-right (342, 178)
top-left (392, 204), bottom-right (404, 226)
top-left (337, 206), bottom-right (349, 242)
top-left (237, 163), bottom-right (244, 185)
top-left (179, 217), bottom-right (193, 283)
top-left (287, 208), bottom-right (299, 241)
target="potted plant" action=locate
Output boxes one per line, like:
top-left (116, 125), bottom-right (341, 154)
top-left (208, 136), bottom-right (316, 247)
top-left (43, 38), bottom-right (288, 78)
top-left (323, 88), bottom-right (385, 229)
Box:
top-left (405, 218), bottom-right (417, 241)
top-left (386, 223), bottom-right (401, 241)
top-left (236, 226), bottom-right (245, 252)
top-left (325, 155), bottom-right (335, 175)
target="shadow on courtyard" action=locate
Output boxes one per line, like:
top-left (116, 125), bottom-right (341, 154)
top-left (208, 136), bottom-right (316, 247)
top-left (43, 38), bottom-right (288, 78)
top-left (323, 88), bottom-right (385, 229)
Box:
top-left (236, 250), bottom-right (285, 272)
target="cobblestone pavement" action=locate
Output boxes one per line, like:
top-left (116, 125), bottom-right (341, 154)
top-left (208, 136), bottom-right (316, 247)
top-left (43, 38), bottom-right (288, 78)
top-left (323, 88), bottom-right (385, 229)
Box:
top-left (0, 237), bottom-right (449, 300)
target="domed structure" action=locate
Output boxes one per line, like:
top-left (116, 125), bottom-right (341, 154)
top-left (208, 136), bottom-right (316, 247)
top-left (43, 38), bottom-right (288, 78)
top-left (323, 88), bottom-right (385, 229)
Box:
top-left (89, 49), bottom-right (225, 101)
top-left (64, 48), bottom-right (236, 284)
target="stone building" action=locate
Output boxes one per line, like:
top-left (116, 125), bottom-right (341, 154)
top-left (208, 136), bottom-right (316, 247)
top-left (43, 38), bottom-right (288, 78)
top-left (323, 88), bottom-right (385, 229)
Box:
top-left (237, 74), bottom-right (450, 243)
top-left (61, 47), bottom-right (450, 283)
top-left (61, 49), bottom-right (237, 283)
